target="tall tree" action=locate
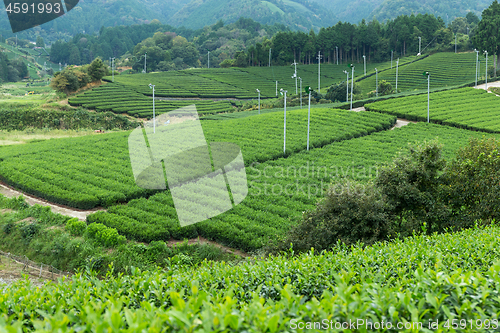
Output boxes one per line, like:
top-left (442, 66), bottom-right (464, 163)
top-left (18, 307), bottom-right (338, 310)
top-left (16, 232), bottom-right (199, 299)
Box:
top-left (473, 0), bottom-right (500, 76)
top-left (36, 36), bottom-right (45, 48)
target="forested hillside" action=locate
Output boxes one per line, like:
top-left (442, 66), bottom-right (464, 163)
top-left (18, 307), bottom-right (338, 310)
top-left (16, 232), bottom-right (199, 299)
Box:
top-left (0, 0), bottom-right (493, 46)
top-left (48, 18), bottom-right (286, 69)
top-left (49, 11), bottom-right (480, 71)
top-left (369, 0), bottom-right (491, 23)
top-left (0, 51), bottom-right (28, 83)
top-left (168, 0), bottom-right (334, 30)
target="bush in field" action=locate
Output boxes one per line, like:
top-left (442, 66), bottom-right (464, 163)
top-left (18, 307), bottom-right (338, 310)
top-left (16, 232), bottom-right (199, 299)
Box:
top-left (280, 181), bottom-right (391, 252)
top-left (325, 82), bottom-right (360, 102)
top-left (377, 80), bottom-right (394, 96)
top-left (375, 140), bottom-right (449, 233)
top-left (279, 140), bottom-right (451, 252)
top-left (87, 223), bottom-right (126, 247)
top-left (444, 137), bottom-right (500, 225)
top-left (66, 218), bottom-right (87, 236)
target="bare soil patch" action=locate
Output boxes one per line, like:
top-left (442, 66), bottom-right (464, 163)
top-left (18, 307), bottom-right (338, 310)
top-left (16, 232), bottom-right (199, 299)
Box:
top-left (391, 118), bottom-right (416, 130)
top-left (0, 183), bottom-right (103, 220)
top-left (15, 217), bottom-right (35, 224)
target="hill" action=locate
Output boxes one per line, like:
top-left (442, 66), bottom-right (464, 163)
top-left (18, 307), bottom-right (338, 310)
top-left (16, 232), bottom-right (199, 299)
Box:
top-left (168, 0), bottom-right (334, 30)
top-left (0, 0), bottom-right (493, 45)
top-left (368, 0), bottom-right (491, 23)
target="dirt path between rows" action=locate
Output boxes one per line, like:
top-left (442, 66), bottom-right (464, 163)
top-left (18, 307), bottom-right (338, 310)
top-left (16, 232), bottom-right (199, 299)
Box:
top-left (474, 80), bottom-right (500, 91)
top-left (351, 106), bottom-right (413, 130)
top-left (0, 183), bottom-right (100, 220)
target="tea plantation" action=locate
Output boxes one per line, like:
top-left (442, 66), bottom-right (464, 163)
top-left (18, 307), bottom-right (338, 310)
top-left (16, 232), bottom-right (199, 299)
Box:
top-left (0, 109), bottom-right (395, 209)
top-left (357, 52), bottom-right (494, 94)
top-left (87, 123), bottom-right (500, 251)
top-left (365, 87), bottom-right (500, 132)
top-left (2, 50), bottom-right (500, 332)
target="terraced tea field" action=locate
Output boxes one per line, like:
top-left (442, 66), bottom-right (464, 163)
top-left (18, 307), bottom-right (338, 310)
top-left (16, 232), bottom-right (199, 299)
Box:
top-left (357, 52), bottom-right (494, 94)
top-left (68, 84), bottom-right (235, 117)
top-left (103, 56), bottom-right (418, 100)
top-left (365, 87), bottom-right (500, 132)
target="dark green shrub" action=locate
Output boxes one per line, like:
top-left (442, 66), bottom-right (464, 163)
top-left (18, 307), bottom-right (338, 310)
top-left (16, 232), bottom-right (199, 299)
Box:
top-left (279, 140), bottom-right (451, 252)
top-left (375, 139), bottom-right (449, 233)
top-left (377, 80), bottom-right (394, 96)
top-left (325, 82), bottom-right (360, 102)
top-left (444, 137), bottom-right (500, 225)
top-left (20, 222), bottom-right (39, 243)
top-left (2, 221), bottom-right (15, 234)
top-left (279, 180), bottom-right (392, 252)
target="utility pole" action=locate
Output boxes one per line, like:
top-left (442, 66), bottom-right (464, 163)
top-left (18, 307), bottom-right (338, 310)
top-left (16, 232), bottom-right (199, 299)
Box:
top-left (343, 70), bottom-right (349, 102)
top-left (208, 51), bottom-right (210, 69)
top-left (307, 87), bottom-right (312, 151)
top-left (350, 64), bottom-right (354, 110)
top-left (391, 50), bottom-right (393, 68)
top-left (475, 49), bottom-right (479, 87)
top-left (396, 58), bottom-right (399, 92)
top-left (280, 89), bottom-right (287, 154)
top-left (455, 34), bottom-right (457, 54)
top-left (375, 68), bottom-right (378, 97)
top-left (423, 72), bottom-right (430, 123)
top-left (149, 84), bottom-right (155, 133)
top-left (112, 57), bottom-right (115, 82)
top-left (485, 50), bottom-right (488, 90)
top-left (299, 77), bottom-right (302, 109)
top-left (317, 51), bottom-right (322, 93)
top-left (418, 37), bottom-right (421, 55)
top-left (336, 46), bottom-right (338, 65)
top-left (276, 81), bottom-right (278, 97)
top-left (256, 89), bottom-right (260, 114)
top-left (291, 60), bottom-right (298, 94)
top-left (363, 55), bottom-right (366, 76)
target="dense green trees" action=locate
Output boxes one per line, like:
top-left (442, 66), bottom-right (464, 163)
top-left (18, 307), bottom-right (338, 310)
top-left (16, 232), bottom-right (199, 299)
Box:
top-left (48, 18), bottom-right (282, 70)
top-left (473, 0), bottom-right (500, 76)
top-left (50, 57), bottom-right (108, 94)
top-left (46, 9), bottom-right (495, 71)
top-left (36, 36), bottom-right (45, 48)
top-left (0, 53), bottom-right (28, 83)
top-left (250, 13), bottom-right (454, 66)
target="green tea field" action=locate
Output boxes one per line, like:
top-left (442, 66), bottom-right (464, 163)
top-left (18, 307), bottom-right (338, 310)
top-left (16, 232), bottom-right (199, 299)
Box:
top-left (0, 109), bottom-right (395, 210)
top-left (365, 87), bottom-right (500, 132)
top-left (357, 52), bottom-right (494, 94)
